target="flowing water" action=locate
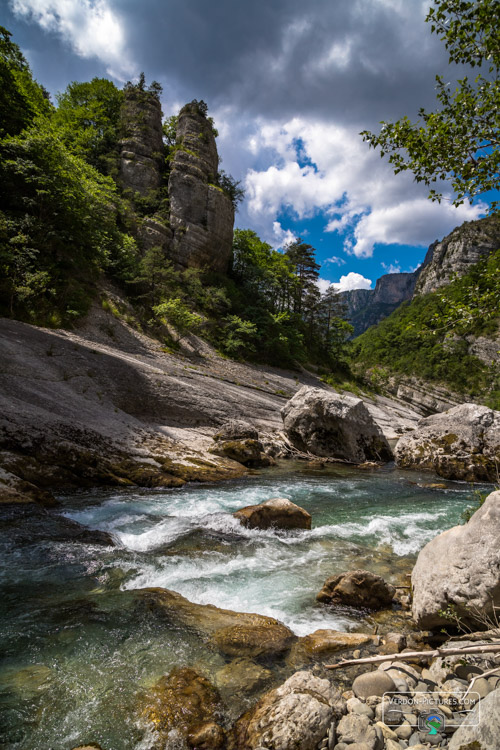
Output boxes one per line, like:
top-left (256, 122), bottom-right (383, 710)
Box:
top-left (0, 462), bottom-right (489, 749)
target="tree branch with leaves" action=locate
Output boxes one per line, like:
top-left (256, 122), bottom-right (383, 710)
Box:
top-left (361, 0), bottom-right (499, 211)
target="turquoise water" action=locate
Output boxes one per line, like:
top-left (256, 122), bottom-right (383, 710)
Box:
top-left (0, 462), bottom-right (488, 749)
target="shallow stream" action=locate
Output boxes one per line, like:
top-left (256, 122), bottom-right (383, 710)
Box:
top-left (0, 462), bottom-right (489, 749)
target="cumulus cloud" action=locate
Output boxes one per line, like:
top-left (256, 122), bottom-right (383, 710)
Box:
top-left (316, 277), bottom-right (333, 295)
top-left (10, 0), bottom-right (135, 79)
top-left (317, 272), bottom-right (373, 293)
top-left (351, 198), bottom-right (486, 258)
top-left (332, 272), bottom-right (373, 292)
top-left (272, 221), bottom-right (296, 248)
top-left (244, 117), bottom-right (486, 259)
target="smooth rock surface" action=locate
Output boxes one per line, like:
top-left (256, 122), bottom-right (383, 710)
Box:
top-left (449, 687), bottom-right (500, 749)
top-left (281, 386), bottom-right (393, 463)
top-left (395, 403), bottom-right (500, 482)
top-left (234, 497), bottom-right (311, 530)
top-left (233, 670), bottom-right (343, 750)
top-left (136, 587), bottom-right (296, 657)
top-left (295, 629), bottom-right (375, 657)
top-left (352, 670), bottom-right (396, 699)
top-left (411, 490), bottom-right (500, 628)
top-left (317, 570), bottom-right (396, 610)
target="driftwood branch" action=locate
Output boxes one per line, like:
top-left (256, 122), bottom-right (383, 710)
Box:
top-left (280, 434), bottom-right (358, 466)
top-left (324, 642), bottom-right (500, 670)
top-left (463, 666), bottom-right (500, 699)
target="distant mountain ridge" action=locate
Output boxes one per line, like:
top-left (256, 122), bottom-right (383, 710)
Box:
top-left (340, 270), bottom-right (422, 337)
top-left (340, 214), bottom-right (500, 337)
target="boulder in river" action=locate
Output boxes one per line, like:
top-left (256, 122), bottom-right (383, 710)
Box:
top-left (136, 587), bottom-right (296, 658)
top-left (395, 402), bottom-right (500, 482)
top-left (140, 667), bottom-right (225, 749)
top-left (232, 670), bottom-right (344, 750)
top-left (317, 570), bottom-right (396, 611)
top-left (233, 497), bottom-right (311, 530)
top-left (281, 386), bottom-right (393, 463)
top-left (411, 489), bottom-right (500, 629)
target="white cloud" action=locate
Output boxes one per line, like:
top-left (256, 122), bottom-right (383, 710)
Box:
top-left (10, 0), bottom-right (135, 79)
top-left (381, 262), bottom-right (401, 274)
top-left (324, 256), bottom-right (346, 265)
top-left (243, 116), bottom-right (487, 260)
top-left (332, 272), bottom-right (373, 292)
top-left (351, 198), bottom-right (486, 258)
top-left (316, 277), bottom-right (332, 295)
top-left (272, 221), bottom-right (296, 248)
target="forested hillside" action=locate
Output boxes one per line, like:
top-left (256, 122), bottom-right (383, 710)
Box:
top-left (351, 247), bottom-right (500, 408)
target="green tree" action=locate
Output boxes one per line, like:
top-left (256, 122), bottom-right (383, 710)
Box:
top-left (284, 240), bottom-right (320, 315)
top-left (361, 0), bottom-right (499, 210)
top-left (0, 121), bottom-right (132, 323)
top-left (0, 25), bottom-right (51, 137)
top-left (53, 78), bottom-right (124, 174)
top-left (153, 298), bottom-right (203, 342)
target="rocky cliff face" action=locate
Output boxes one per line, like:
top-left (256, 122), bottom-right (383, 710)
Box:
top-left (168, 102), bottom-right (234, 272)
top-left (341, 271), bottom-right (420, 336)
top-left (119, 94), bottom-right (234, 273)
top-left (119, 89), bottom-right (164, 196)
top-left (415, 214), bottom-right (500, 296)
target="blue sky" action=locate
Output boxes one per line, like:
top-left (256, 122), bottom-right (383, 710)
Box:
top-left (1, 0), bottom-right (492, 292)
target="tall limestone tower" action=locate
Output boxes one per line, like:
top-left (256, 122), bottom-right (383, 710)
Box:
top-left (119, 90), bottom-right (234, 273)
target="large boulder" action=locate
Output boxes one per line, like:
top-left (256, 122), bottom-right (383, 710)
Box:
top-left (281, 386), bottom-right (393, 463)
top-left (317, 570), bottom-right (396, 611)
top-left (234, 497), bottom-right (311, 530)
top-left (395, 403), bottom-right (500, 482)
top-left (449, 687), bottom-right (500, 750)
top-left (232, 670), bottom-right (344, 750)
top-left (135, 588), bottom-right (296, 658)
top-left (139, 667), bottom-right (225, 749)
top-left (411, 490), bottom-right (500, 629)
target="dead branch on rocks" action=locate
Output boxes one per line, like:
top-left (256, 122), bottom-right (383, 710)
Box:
top-left (463, 666), bottom-right (500, 699)
top-left (280, 434), bottom-right (358, 465)
top-left (324, 642), bottom-right (500, 670)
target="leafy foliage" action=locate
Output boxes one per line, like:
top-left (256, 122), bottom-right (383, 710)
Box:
top-left (351, 250), bottom-right (500, 406)
top-left (0, 122), bottom-right (137, 324)
top-left (223, 230), bottom-right (352, 367)
top-left (214, 169), bottom-right (245, 209)
top-left (0, 25), bottom-right (51, 137)
top-left (153, 298), bottom-right (203, 342)
top-left (53, 78), bottom-right (124, 174)
top-left (361, 0), bottom-right (499, 210)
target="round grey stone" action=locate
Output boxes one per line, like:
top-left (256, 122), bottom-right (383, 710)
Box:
top-left (352, 670), bottom-right (396, 699)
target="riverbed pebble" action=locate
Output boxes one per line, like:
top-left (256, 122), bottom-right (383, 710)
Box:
top-left (347, 697), bottom-right (375, 719)
top-left (352, 670), bottom-right (396, 698)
